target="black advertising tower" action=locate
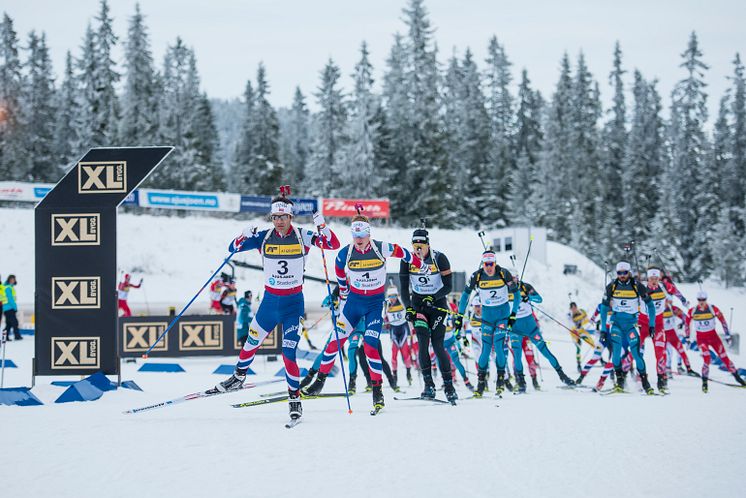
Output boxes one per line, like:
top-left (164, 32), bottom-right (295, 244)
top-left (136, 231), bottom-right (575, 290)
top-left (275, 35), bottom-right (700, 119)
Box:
top-left (34, 147), bottom-right (172, 378)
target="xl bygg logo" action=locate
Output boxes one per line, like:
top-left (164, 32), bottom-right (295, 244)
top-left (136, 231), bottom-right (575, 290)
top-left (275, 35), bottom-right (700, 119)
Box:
top-left (179, 321), bottom-right (223, 351)
top-left (51, 213), bottom-right (100, 246)
top-left (51, 337), bottom-right (100, 369)
top-left (77, 161), bottom-right (127, 194)
top-left (52, 277), bottom-right (101, 309)
top-left (123, 322), bottom-right (168, 353)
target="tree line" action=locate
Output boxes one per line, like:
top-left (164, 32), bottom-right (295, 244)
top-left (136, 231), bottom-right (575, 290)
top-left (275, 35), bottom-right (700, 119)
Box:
top-left (0, 0), bottom-right (744, 284)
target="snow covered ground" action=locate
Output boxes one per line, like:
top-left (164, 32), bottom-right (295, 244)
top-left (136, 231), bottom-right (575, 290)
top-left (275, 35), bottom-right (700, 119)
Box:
top-left (2, 334), bottom-right (746, 498)
top-left (1, 206), bottom-right (746, 497)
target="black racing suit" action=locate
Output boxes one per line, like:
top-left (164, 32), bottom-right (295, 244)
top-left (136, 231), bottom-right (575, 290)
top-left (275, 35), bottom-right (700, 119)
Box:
top-left (400, 250), bottom-right (453, 384)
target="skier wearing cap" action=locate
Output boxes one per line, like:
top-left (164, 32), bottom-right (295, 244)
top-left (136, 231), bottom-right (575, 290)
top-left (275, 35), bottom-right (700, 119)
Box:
top-left (662, 299), bottom-right (695, 377)
top-left (386, 287), bottom-right (414, 386)
top-left (638, 267), bottom-right (689, 393)
top-left (685, 291), bottom-right (746, 392)
top-left (212, 187), bottom-right (340, 422)
top-left (400, 228), bottom-right (460, 403)
top-left (507, 279), bottom-right (575, 392)
top-left (117, 273), bottom-right (142, 317)
top-left (303, 213), bottom-right (426, 413)
top-left (599, 261), bottom-right (658, 394)
top-left (454, 250), bottom-right (520, 397)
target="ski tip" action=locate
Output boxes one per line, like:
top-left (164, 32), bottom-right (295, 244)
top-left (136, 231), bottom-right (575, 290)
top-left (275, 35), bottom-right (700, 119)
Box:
top-left (348, 409), bottom-right (353, 415)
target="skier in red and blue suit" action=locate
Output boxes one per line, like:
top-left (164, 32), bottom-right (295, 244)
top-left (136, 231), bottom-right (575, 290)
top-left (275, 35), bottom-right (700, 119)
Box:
top-left (302, 212), bottom-right (428, 413)
top-left (212, 186), bottom-right (340, 422)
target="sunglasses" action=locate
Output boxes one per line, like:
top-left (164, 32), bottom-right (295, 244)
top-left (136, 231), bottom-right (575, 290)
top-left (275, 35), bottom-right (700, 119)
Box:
top-left (617, 271), bottom-right (629, 276)
top-left (271, 214), bottom-right (290, 221)
top-left (413, 243), bottom-right (428, 250)
top-left (352, 233), bottom-right (368, 239)
top-left (697, 298), bottom-right (707, 302)
top-left (483, 262), bottom-right (495, 267)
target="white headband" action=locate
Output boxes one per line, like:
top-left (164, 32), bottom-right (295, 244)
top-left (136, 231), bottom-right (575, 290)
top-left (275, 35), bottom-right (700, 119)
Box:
top-left (271, 202), bottom-right (293, 216)
top-left (647, 269), bottom-right (661, 278)
top-left (351, 221), bottom-right (370, 237)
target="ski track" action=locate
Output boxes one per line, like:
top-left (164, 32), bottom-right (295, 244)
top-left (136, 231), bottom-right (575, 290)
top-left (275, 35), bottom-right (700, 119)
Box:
top-left (1, 207), bottom-right (745, 497)
top-left (2, 336), bottom-right (745, 498)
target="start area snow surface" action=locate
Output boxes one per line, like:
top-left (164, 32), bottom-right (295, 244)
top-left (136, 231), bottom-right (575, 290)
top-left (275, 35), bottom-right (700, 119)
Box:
top-left (2, 338), bottom-right (746, 498)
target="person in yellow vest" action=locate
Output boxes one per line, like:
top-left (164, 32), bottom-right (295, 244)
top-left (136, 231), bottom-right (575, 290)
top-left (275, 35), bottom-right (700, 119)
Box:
top-left (0, 275), bottom-right (6, 342)
top-left (3, 275), bottom-right (20, 340)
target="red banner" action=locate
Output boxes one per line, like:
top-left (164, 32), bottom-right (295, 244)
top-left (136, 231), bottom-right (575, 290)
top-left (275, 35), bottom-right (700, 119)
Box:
top-left (321, 198), bottom-right (391, 219)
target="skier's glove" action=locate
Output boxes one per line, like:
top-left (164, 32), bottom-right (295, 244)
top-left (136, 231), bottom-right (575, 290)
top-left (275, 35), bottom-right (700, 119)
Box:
top-left (242, 225), bottom-right (258, 238)
top-left (461, 336), bottom-right (470, 348)
top-left (405, 307), bottom-right (417, 322)
top-left (422, 296), bottom-right (435, 308)
top-left (507, 312), bottom-right (517, 329)
top-left (452, 314), bottom-right (463, 331)
top-left (312, 211), bottom-right (326, 228)
top-left (419, 263), bottom-right (432, 276)
top-left (725, 335), bottom-right (733, 347)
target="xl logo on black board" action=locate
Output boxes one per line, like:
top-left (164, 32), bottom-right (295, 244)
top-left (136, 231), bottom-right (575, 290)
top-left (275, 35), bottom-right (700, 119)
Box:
top-left (179, 321), bottom-right (223, 351)
top-left (51, 213), bottom-right (100, 246)
top-left (123, 322), bottom-right (168, 352)
top-left (51, 337), bottom-right (100, 369)
top-left (52, 277), bottom-right (101, 309)
top-left (77, 161), bottom-right (127, 194)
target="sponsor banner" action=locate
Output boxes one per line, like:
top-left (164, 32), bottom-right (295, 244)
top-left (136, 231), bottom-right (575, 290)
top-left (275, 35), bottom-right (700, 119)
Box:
top-left (51, 336), bottom-right (101, 370)
top-left (0, 181), bottom-right (55, 202)
top-left (139, 188), bottom-right (240, 212)
top-left (119, 314), bottom-right (282, 358)
top-left (239, 195), bottom-right (318, 216)
top-left (321, 198), bottom-right (390, 219)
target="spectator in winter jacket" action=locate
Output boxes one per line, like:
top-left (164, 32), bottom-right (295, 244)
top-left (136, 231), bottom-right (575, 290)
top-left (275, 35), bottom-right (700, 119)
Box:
top-left (3, 275), bottom-right (21, 340)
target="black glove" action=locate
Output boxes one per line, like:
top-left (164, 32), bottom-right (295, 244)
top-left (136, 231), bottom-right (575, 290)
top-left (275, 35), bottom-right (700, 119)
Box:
top-left (507, 312), bottom-right (517, 329)
top-left (422, 296), bottom-right (434, 308)
top-left (405, 307), bottom-right (417, 322)
top-left (461, 336), bottom-right (470, 348)
top-left (453, 314), bottom-right (463, 331)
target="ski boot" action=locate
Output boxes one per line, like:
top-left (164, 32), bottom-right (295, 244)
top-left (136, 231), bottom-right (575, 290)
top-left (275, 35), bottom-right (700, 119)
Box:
top-left (612, 368), bottom-right (625, 393)
top-left (575, 373), bottom-right (585, 385)
top-left (393, 371), bottom-right (398, 387)
top-left (406, 367), bottom-right (413, 386)
top-left (288, 389), bottom-right (303, 420)
top-left (505, 376), bottom-right (514, 393)
top-left (474, 369), bottom-right (487, 398)
top-left (464, 378), bottom-right (475, 392)
top-left (685, 366), bottom-right (698, 377)
top-left (531, 375), bottom-right (541, 391)
top-left (733, 371), bottom-right (746, 386)
top-left (443, 378), bottom-right (458, 404)
top-left (657, 375), bottom-right (668, 394)
top-left (495, 371), bottom-right (506, 396)
top-left (371, 381), bottom-right (384, 415)
top-left (365, 382), bottom-right (373, 393)
top-left (348, 373), bottom-right (357, 395)
top-left (515, 373), bottom-right (527, 394)
top-left (301, 372), bottom-right (328, 396)
top-left (299, 368), bottom-right (317, 391)
top-left (702, 377), bottom-right (709, 393)
top-left (556, 367), bottom-right (576, 386)
top-left (211, 371), bottom-right (246, 393)
top-left (640, 372), bottom-right (654, 395)
top-left (420, 373), bottom-right (436, 400)
top-left (677, 364), bottom-right (686, 375)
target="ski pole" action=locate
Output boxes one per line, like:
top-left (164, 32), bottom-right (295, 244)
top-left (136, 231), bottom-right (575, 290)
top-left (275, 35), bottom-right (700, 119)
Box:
top-left (1, 329), bottom-right (6, 388)
top-left (317, 226), bottom-right (352, 415)
top-left (531, 304), bottom-right (577, 334)
top-left (518, 236), bottom-right (534, 284)
top-left (141, 278), bottom-right (151, 315)
top-left (477, 230), bottom-right (490, 251)
top-left (142, 251), bottom-right (237, 357)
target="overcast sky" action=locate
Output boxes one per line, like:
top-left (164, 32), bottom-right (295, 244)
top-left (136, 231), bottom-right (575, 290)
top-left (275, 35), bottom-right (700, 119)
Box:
top-left (5, 0), bottom-right (746, 119)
